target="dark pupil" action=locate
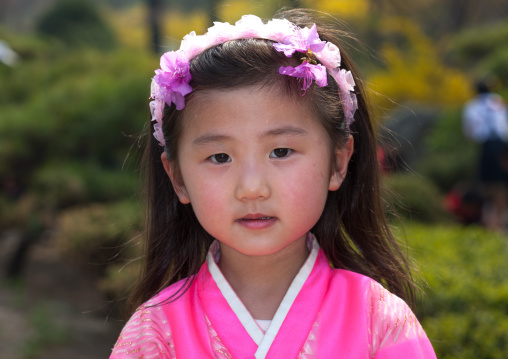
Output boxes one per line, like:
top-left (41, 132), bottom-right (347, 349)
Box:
top-left (274, 148), bottom-right (289, 157)
top-left (215, 153), bottom-right (229, 163)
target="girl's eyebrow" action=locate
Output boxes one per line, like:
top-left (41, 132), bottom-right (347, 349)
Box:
top-left (193, 134), bottom-right (231, 146)
top-left (193, 126), bottom-right (309, 146)
top-left (260, 125), bottom-right (309, 138)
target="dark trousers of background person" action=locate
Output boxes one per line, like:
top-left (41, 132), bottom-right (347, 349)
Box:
top-left (479, 139), bottom-right (508, 230)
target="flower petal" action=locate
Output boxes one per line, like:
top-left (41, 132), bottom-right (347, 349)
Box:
top-left (171, 92), bottom-right (186, 111)
top-left (150, 79), bottom-right (160, 99)
top-left (235, 15), bottom-right (264, 38)
top-left (332, 69), bottom-right (358, 126)
top-left (332, 68), bottom-right (355, 93)
top-left (312, 64), bottom-right (328, 87)
top-left (153, 122), bottom-right (166, 147)
top-left (263, 18), bottom-right (295, 42)
top-left (149, 99), bottom-right (164, 124)
top-left (279, 63), bottom-right (327, 91)
top-left (315, 42), bottom-right (341, 69)
top-left (207, 21), bottom-right (238, 45)
top-left (180, 32), bottom-right (210, 59)
top-left (273, 39), bottom-right (299, 57)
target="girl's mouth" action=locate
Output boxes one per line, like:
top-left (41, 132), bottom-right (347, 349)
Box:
top-left (241, 217), bottom-right (273, 220)
top-left (236, 215), bottom-right (277, 229)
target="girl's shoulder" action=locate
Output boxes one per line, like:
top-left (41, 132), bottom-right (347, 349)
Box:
top-left (109, 279), bottom-right (192, 359)
top-left (329, 267), bottom-right (408, 307)
top-left (330, 269), bottom-right (436, 358)
top-left (368, 280), bottom-right (435, 358)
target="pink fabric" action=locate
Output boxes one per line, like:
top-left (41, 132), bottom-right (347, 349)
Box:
top-left (265, 250), bottom-right (330, 358)
top-left (110, 248), bottom-right (437, 358)
top-left (110, 296), bottom-right (175, 358)
top-left (198, 264), bottom-right (259, 357)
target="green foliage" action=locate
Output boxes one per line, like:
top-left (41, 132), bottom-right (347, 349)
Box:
top-left (402, 223), bottom-right (508, 358)
top-left (0, 195), bottom-right (43, 231)
top-left (383, 173), bottom-right (450, 223)
top-left (36, 0), bottom-right (116, 50)
top-left (22, 302), bottom-right (71, 358)
top-left (417, 109), bottom-right (478, 192)
top-left (450, 21), bottom-right (508, 64)
top-left (54, 200), bottom-right (143, 263)
top-left (0, 29), bottom-right (154, 209)
top-left (0, 196), bottom-right (20, 229)
top-left (100, 259), bottom-right (141, 298)
top-left (0, 19), bottom-right (150, 316)
top-left (31, 162), bottom-right (138, 208)
top-left (449, 21), bottom-right (508, 83)
top-left (0, 47), bottom-right (151, 166)
top-left (53, 199), bottom-right (143, 300)
top-left (478, 47), bottom-right (508, 84)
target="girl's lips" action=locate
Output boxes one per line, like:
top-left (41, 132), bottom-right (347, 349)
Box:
top-left (236, 215), bottom-right (277, 230)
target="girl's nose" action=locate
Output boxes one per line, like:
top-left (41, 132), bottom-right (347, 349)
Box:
top-left (234, 164), bottom-right (270, 201)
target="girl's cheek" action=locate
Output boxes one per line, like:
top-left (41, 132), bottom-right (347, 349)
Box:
top-left (197, 179), bottom-right (225, 204)
top-left (285, 168), bottom-right (320, 199)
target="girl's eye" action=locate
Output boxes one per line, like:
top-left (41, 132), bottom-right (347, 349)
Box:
top-left (269, 148), bottom-right (292, 158)
top-left (209, 153), bottom-right (231, 163)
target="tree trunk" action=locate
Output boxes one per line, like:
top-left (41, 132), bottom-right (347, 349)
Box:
top-left (147, 0), bottom-right (163, 54)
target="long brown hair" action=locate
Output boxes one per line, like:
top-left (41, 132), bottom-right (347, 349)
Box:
top-left (129, 8), bottom-right (416, 314)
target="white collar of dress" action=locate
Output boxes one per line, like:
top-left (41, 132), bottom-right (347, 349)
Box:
top-left (206, 233), bottom-right (320, 359)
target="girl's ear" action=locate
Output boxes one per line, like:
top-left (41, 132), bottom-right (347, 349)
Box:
top-left (161, 152), bottom-right (191, 204)
top-left (329, 135), bottom-right (354, 191)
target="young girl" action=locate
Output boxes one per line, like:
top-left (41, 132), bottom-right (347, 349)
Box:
top-left (111, 8), bottom-right (437, 358)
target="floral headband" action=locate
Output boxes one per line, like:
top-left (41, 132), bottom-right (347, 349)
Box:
top-left (150, 15), bottom-right (358, 147)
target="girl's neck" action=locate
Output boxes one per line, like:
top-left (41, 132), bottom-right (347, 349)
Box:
top-left (217, 235), bottom-right (309, 320)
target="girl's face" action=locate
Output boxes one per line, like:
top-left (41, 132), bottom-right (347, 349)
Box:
top-left (163, 86), bottom-right (352, 258)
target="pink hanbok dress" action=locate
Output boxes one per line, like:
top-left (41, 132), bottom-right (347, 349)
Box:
top-left (111, 235), bottom-right (436, 358)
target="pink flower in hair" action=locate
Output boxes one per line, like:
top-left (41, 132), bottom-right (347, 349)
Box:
top-left (180, 31), bottom-right (210, 59)
top-left (153, 51), bottom-right (192, 110)
top-left (332, 68), bottom-right (358, 125)
top-left (235, 15), bottom-right (265, 38)
top-left (314, 42), bottom-right (341, 69)
top-left (207, 21), bottom-right (239, 45)
top-left (279, 63), bottom-right (327, 92)
top-left (148, 15), bottom-right (358, 147)
top-left (332, 68), bottom-right (355, 93)
top-left (341, 91), bottom-right (358, 127)
top-left (149, 98), bottom-right (165, 146)
top-left (273, 24), bottom-right (326, 57)
top-left (150, 98), bottom-right (164, 123)
top-left (153, 122), bottom-right (166, 147)
top-left (263, 18), bottom-right (296, 43)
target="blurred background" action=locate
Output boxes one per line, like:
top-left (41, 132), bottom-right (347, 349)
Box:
top-left (1, 0), bottom-right (508, 358)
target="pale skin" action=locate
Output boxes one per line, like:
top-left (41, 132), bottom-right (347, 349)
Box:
top-left (218, 231), bottom-right (308, 320)
top-left (162, 86), bottom-right (353, 320)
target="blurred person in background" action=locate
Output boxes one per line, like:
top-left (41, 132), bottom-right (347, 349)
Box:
top-left (463, 80), bottom-right (508, 230)
top-left (0, 39), bottom-right (19, 66)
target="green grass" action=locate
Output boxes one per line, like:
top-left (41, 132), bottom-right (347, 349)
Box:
top-left (401, 223), bottom-right (508, 358)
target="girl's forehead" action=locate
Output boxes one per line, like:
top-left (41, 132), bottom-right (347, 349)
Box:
top-left (183, 85), bottom-right (306, 119)
top-left (179, 85), bottom-right (326, 140)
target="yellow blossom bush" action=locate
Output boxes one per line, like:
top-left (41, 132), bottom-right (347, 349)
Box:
top-left (106, 4), bottom-right (148, 50)
top-left (302, 0), bottom-right (369, 19)
top-left (107, 4), bottom-right (209, 51)
top-left (164, 10), bottom-right (209, 48)
top-left (217, 0), bottom-right (273, 22)
top-left (368, 17), bottom-right (472, 119)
